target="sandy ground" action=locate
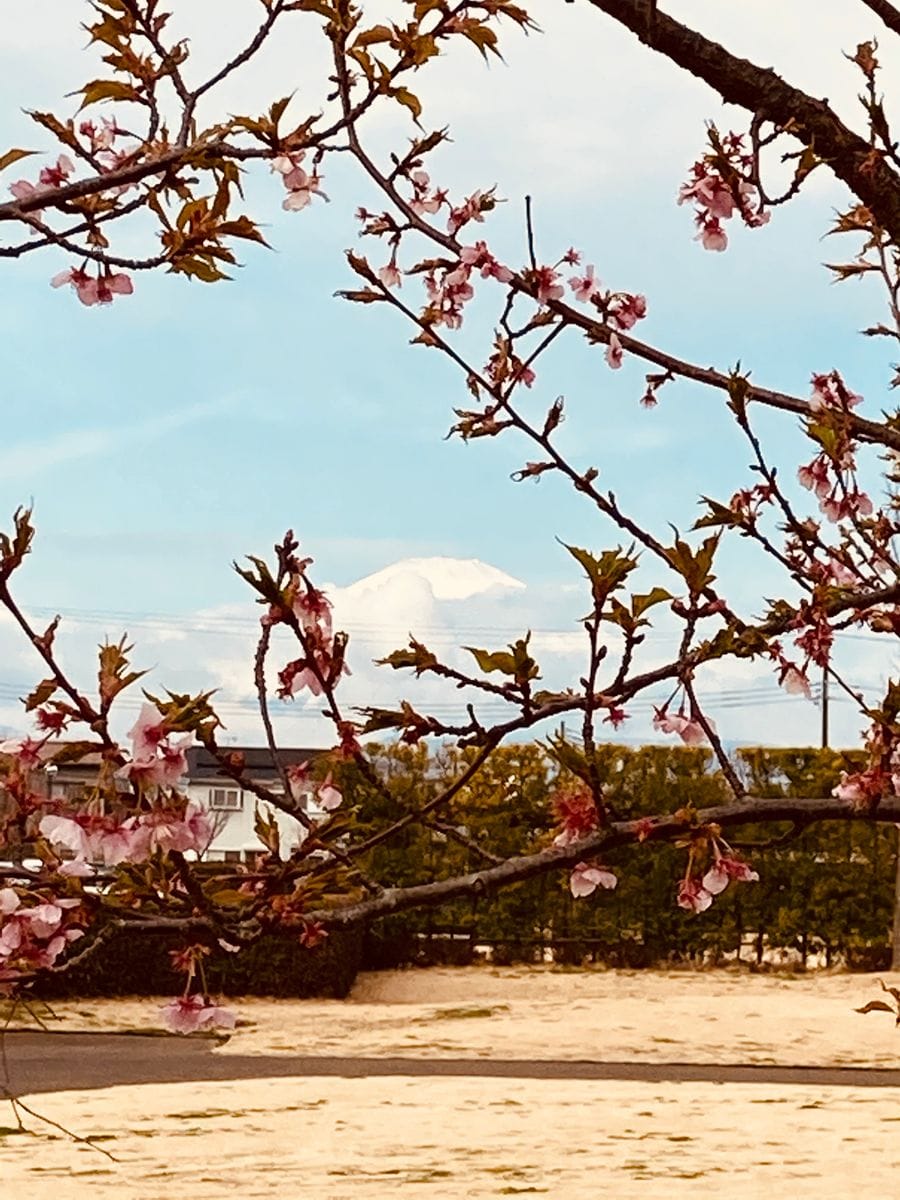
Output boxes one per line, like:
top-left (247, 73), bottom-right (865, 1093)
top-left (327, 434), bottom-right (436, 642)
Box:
top-left (27, 965), bottom-right (900, 1067)
top-left (4, 967), bottom-right (900, 1197)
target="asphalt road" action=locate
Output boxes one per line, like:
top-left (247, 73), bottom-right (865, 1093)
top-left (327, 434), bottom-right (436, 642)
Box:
top-left (5, 1032), bottom-right (900, 1095)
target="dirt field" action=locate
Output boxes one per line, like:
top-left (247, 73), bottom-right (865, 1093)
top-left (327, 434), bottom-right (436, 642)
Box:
top-left (4, 967), bottom-right (900, 1198)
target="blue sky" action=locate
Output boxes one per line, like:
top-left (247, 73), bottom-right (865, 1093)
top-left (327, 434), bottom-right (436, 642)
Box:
top-left (0, 1), bottom-right (897, 747)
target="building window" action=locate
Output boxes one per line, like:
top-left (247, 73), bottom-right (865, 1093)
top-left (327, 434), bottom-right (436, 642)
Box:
top-left (209, 787), bottom-right (243, 811)
top-left (223, 850), bottom-right (242, 864)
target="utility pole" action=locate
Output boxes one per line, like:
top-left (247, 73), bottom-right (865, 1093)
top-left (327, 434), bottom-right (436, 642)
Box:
top-left (820, 664), bottom-right (829, 750)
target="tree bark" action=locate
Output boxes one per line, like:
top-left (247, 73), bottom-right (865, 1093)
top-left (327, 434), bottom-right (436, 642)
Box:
top-left (581, 0), bottom-right (900, 242)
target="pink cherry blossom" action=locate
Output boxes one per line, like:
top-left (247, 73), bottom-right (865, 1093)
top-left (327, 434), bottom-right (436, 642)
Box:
top-left (378, 262), bottom-right (402, 289)
top-left (128, 703), bottom-right (169, 759)
top-left (605, 332), bottom-right (623, 370)
top-left (652, 707), bottom-right (712, 746)
top-left (409, 170), bottom-right (446, 216)
top-left (0, 736), bottom-right (48, 770)
top-left (797, 456), bottom-right (831, 499)
top-left (95, 272), bottom-right (133, 303)
top-left (569, 264), bottom-right (600, 303)
top-left (9, 178), bottom-right (42, 207)
top-left (51, 266), bottom-right (133, 306)
top-left (779, 663), bottom-right (811, 698)
top-left (697, 217), bottom-right (728, 252)
top-left (552, 782), bottom-right (600, 846)
top-left (808, 371), bottom-right (863, 413)
top-left (287, 760), bottom-right (311, 801)
top-left (832, 768), bottom-right (884, 807)
top-left (300, 919), bottom-right (328, 948)
top-left (569, 861), bottom-right (617, 898)
top-left (447, 190), bottom-right (487, 235)
top-left (677, 877), bottom-right (713, 913)
top-left (317, 773), bottom-right (343, 811)
top-left (702, 856), bottom-right (759, 896)
top-left (154, 734), bottom-right (193, 788)
top-left (282, 172), bottom-right (326, 211)
top-left (533, 265), bottom-right (563, 305)
top-left (58, 859), bottom-right (96, 878)
top-left (0, 888), bottom-right (20, 915)
top-left (824, 556), bottom-right (858, 587)
top-left (38, 154), bottom-right (74, 187)
top-left (39, 814), bottom-right (92, 860)
top-left (459, 242), bottom-right (512, 283)
top-left (26, 901), bottom-right (72, 939)
top-left (160, 994), bottom-right (237, 1035)
top-left (609, 293), bottom-right (647, 330)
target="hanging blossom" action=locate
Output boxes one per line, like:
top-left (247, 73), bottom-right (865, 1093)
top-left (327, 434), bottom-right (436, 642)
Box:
top-left (408, 169), bottom-right (446, 216)
top-left (378, 258), bottom-right (402, 289)
top-left (678, 846), bottom-right (759, 913)
top-left (832, 721), bottom-right (900, 809)
top-left (652, 705), bottom-right (712, 746)
top-left (160, 993), bottom-right (237, 1035)
top-left (552, 780), bottom-right (601, 847)
top-left (117, 702), bottom-right (193, 790)
top-left (605, 332), bottom-right (623, 370)
top-left (51, 266), bottom-right (133, 307)
top-left (569, 860), bottom-right (617, 898)
top-left (316, 772), bottom-right (343, 811)
top-left (418, 242), bottom-right (511, 332)
top-left (271, 572), bottom-right (349, 699)
top-left (423, 261), bottom-right (476, 331)
top-left (678, 131), bottom-right (769, 251)
top-left (797, 371), bottom-right (873, 522)
top-left (797, 452), bottom-right (873, 523)
top-left (0, 887), bottom-right (84, 979)
top-left (271, 151), bottom-right (327, 212)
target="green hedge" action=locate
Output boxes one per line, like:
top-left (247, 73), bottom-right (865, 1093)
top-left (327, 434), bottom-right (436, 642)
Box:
top-left (33, 926), bottom-right (364, 999)
top-left (351, 743), bottom-right (898, 971)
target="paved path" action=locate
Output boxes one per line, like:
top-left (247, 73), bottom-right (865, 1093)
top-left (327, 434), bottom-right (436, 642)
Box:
top-left (5, 1032), bottom-right (900, 1095)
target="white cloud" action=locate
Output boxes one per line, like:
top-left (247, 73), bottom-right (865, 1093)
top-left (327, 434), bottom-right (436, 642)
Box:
top-left (0, 397), bottom-right (233, 480)
top-left (0, 552), bottom-right (889, 754)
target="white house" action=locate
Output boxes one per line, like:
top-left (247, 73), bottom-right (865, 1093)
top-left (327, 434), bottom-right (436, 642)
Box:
top-left (184, 746), bottom-right (328, 863)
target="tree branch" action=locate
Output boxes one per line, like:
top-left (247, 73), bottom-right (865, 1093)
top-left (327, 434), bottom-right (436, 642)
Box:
top-left (861, 0), bottom-right (900, 37)
top-left (582, 0), bottom-right (900, 242)
top-left (312, 793), bottom-right (900, 927)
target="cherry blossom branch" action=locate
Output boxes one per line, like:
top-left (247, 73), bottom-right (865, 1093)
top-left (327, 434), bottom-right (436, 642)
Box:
top-left (0, 584), bottom-right (114, 750)
top-left (582, 0), bottom-right (900, 242)
top-left (683, 676), bottom-right (744, 797)
top-left (313, 793), bottom-right (900, 928)
top-left (544, 297), bottom-right (900, 451)
top-left (253, 622), bottom-right (313, 832)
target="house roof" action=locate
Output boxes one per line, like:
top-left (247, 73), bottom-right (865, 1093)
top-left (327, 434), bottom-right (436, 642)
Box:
top-left (185, 745), bottom-right (325, 782)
